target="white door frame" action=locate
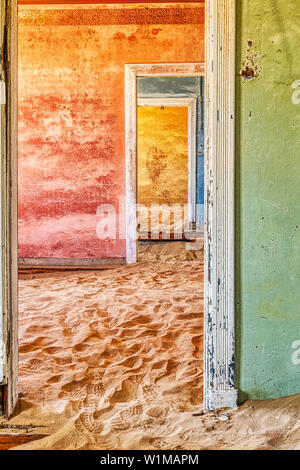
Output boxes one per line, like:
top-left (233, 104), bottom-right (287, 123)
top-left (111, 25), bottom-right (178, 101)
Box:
top-left (1, 0), bottom-right (18, 418)
top-left (137, 94), bottom-right (197, 226)
top-left (204, 0), bottom-right (237, 409)
top-left (1, 0), bottom-right (237, 417)
top-left (125, 63), bottom-right (204, 265)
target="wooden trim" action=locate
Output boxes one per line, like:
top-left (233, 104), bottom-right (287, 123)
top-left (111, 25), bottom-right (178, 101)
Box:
top-left (204, 0), bottom-right (237, 410)
top-left (0, 8), bottom-right (5, 387)
top-left (18, 1), bottom-right (205, 5)
top-left (137, 95), bottom-right (197, 224)
top-left (125, 63), bottom-right (204, 265)
top-left (138, 232), bottom-right (199, 241)
top-left (0, 433), bottom-right (48, 451)
top-left (125, 64), bottom-right (138, 264)
top-left (19, 257), bottom-right (126, 267)
top-left (18, 6), bottom-right (205, 26)
top-left (138, 96), bottom-right (196, 106)
top-left (188, 96), bottom-right (197, 223)
top-left (0, 0), bottom-right (18, 418)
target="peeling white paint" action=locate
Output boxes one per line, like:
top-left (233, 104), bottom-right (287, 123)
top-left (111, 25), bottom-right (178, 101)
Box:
top-left (204, 0), bottom-right (237, 410)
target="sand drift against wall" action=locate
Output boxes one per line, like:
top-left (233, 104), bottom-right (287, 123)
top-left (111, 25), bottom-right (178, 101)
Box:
top-left (3, 245), bottom-right (300, 449)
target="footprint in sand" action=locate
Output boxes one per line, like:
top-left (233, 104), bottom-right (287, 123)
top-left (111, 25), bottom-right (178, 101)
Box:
top-left (150, 438), bottom-right (172, 449)
top-left (120, 404), bottom-right (143, 419)
top-left (116, 288), bottom-right (137, 295)
top-left (141, 385), bottom-right (160, 402)
top-left (76, 379), bottom-right (106, 434)
top-left (59, 378), bottom-right (89, 400)
top-left (76, 404), bottom-right (104, 435)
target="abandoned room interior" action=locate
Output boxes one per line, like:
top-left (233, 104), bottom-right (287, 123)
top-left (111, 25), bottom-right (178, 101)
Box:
top-left (6, 0), bottom-right (207, 449)
top-left (1, 0), bottom-right (300, 451)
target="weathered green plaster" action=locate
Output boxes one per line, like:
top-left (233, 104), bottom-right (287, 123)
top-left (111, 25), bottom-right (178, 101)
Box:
top-left (236, 0), bottom-right (300, 401)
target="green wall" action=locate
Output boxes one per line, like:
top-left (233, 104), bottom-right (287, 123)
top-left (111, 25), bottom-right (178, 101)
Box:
top-left (236, 0), bottom-right (300, 401)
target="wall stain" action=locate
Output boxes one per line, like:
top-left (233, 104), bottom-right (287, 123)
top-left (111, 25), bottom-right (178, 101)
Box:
top-left (240, 40), bottom-right (262, 82)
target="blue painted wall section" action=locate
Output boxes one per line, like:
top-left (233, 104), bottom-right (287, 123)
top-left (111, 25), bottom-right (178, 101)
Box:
top-left (137, 77), bottom-right (205, 225)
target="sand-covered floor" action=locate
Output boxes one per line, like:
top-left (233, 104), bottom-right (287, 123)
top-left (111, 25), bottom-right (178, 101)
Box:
top-left (13, 243), bottom-right (204, 449)
top-left (2, 242), bottom-right (300, 450)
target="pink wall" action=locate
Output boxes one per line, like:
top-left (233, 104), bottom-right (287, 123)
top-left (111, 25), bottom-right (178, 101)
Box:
top-left (18, 4), bottom-right (205, 259)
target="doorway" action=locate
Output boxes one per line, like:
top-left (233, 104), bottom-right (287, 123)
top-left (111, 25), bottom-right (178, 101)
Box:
top-left (1, 0), bottom-right (237, 424)
top-left (125, 64), bottom-right (204, 264)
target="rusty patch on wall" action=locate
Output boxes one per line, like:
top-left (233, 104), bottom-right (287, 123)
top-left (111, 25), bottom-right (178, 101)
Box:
top-left (240, 40), bottom-right (262, 82)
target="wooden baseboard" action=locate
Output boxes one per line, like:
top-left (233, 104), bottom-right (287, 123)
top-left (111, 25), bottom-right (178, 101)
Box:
top-left (138, 232), bottom-right (204, 241)
top-left (0, 433), bottom-right (48, 450)
top-left (18, 257), bottom-right (126, 268)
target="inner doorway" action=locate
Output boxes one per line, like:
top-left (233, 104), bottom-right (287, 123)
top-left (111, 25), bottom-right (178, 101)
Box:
top-left (125, 64), bottom-right (205, 264)
top-left (1, 0), bottom-right (238, 435)
top-left (136, 77), bottom-right (204, 262)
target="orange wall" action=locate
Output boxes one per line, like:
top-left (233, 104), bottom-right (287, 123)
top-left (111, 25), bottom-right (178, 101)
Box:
top-left (18, 3), bottom-right (205, 258)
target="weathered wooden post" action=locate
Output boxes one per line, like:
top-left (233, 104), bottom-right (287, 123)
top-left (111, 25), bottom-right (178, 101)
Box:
top-left (0, 0), bottom-right (18, 418)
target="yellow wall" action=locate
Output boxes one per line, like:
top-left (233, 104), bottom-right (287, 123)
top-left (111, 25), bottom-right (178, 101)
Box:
top-left (137, 106), bottom-right (188, 207)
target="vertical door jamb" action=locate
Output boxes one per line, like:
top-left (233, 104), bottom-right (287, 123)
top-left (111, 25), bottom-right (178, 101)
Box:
top-left (0, 0), bottom-right (18, 419)
top-left (204, 0), bottom-right (237, 410)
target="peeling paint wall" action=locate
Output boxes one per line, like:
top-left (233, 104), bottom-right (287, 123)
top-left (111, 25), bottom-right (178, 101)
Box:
top-left (236, 0), bottom-right (300, 400)
top-left (18, 3), bottom-right (205, 259)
